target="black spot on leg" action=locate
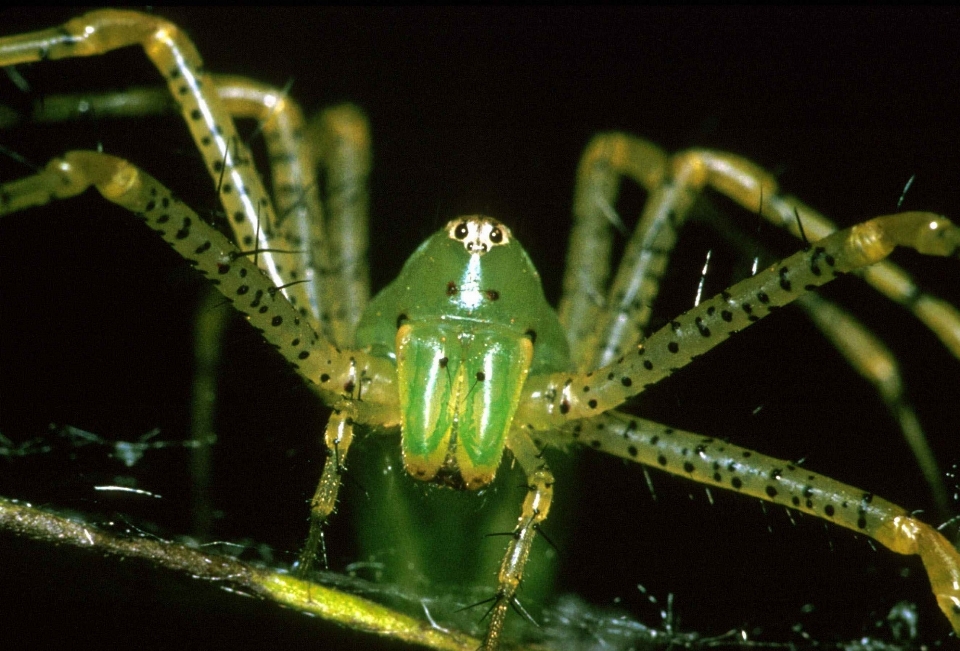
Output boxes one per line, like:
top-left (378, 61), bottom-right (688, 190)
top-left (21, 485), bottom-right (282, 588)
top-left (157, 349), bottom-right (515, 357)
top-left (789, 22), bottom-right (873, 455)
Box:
top-left (588, 399), bottom-right (598, 409)
top-left (695, 317), bottom-right (711, 337)
top-left (175, 217), bottom-right (192, 240)
top-left (779, 267), bottom-right (792, 291)
top-left (667, 341), bottom-right (679, 354)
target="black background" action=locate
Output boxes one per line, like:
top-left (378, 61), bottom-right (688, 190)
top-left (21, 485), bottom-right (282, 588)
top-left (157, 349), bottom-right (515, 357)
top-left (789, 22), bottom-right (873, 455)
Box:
top-left (1, 7), bottom-right (959, 650)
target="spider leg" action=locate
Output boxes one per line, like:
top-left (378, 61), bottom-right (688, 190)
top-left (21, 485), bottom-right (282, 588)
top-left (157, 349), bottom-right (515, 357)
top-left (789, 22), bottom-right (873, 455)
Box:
top-left (484, 428), bottom-right (554, 651)
top-left (796, 293), bottom-right (950, 514)
top-left (692, 207), bottom-right (951, 516)
top-left (0, 150), bottom-right (399, 415)
top-left (560, 133), bottom-right (669, 370)
top-left (198, 81), bottom-right (372, 347)
top-left (520, 210), bottom-right (960, 423)
top-left (0, 72), bottom-right (373, 348)
top-left (0, 10), bottom-right (322, 343)
top-left (304, 104), bottom-right (372, 344)
top-left (298, 403), bottom-right (356, 575)
top-left (668, 148), bottom-right (960, 360)
top-left (567, 136), bottom-right (959, 374)
top-left (563, 410), bottom-right (960, 634)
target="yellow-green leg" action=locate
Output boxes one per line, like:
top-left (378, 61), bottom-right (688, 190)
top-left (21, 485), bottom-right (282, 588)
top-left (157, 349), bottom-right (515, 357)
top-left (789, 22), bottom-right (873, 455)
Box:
top-left (0, 10), bottom-right (314, 327)
top-left (298, 404), bottom-right (357, 575)
top-left (521, 210), bottom-right (960, 423)
top-left (0, 150), bottom-right (399, 411)
top-left (0, 74), bottom-right (373, 348)
top-left (668, 148), bottom-right (960, 359)
top-left (561, 410), bottom-right (960, 634)
top-left (483, 429), bottom-right (554, 651)
top-left (561, 133), bottom-right (669, 370)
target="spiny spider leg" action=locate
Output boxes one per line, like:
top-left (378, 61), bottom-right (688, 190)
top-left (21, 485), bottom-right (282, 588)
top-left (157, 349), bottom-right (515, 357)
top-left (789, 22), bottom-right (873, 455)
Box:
top-left (484, 429), bottom-right (554, 651)
top-left (567, 134), bottom-right (960, 369)
top-left (698, 207), bottom-right (951, 514)
top-left (796, 293), bottom-right (950, 514)
top-left (564, 134), bottom-right (956, 508)
top-left (559, 410), bottom-right (960, 633)
top-left (560, 133), bottom-right (670, 370)
top-left (0, 71), bottom-right (373, 347)
top-left (0, 150), bottom-right (399, 418)
top-left (299, 403), bottom-right (358, 575)
top-left (0, 72), bottom-right (377, 534)
top-left (189, 79), bottom-right (371, 350)
top-left (674, 147), bottom-right (960, 358)
top-left (521, 210), bottom-right (960, 422)
top-left (0, 147), bottom-right (389, 584)
top-left (0, 10), bottom-right (319, 336)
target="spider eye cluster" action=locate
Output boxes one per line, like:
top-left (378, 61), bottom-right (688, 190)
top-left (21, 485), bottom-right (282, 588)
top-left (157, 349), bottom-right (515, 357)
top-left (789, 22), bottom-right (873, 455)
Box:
top-left (446, 215), bottom-right (511, 255)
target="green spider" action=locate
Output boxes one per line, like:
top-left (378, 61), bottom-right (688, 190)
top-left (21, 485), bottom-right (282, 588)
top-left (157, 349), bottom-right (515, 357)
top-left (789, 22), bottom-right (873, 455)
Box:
top-left (1, 9), bottom-right (960, 650)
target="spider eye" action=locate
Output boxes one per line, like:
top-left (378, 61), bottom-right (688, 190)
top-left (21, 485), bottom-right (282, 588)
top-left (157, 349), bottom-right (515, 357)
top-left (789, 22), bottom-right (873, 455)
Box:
top-left (489, 227), bottom-right (502, 243)
top-left (454, 222), bottom-right (469, 239)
